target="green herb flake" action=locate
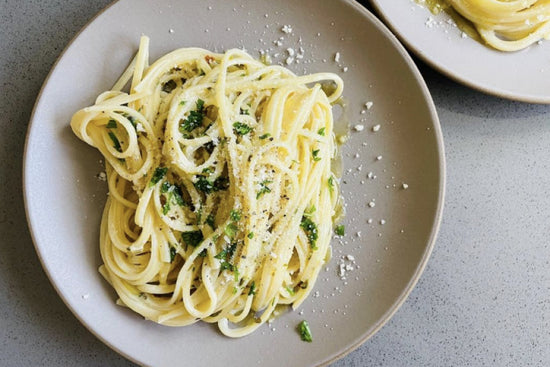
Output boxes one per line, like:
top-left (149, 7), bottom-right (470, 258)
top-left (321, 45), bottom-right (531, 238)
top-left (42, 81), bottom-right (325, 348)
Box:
top-left (180, 99), bottom-right (205, 133)
top-left (247, 232), bottom-right (254, 239)
top-left (160, 181), bottom-right (171, 193)
top-left (194, 175), bottom-right (229, 194)
top-left (300, 217), bottom-right (318, 250)
top-left (170, 246), bottom-right (177, 263)
top-left (161, 181), bottom-right (186, 208)
top-left (108, 131), bottom-right (122, 152)
top-left (317, 127), bottom-right (326, 136)
top-left (181, 230), bottom-right (204, 248)
top-left (230, 209), bottom-right (242, 222)
top-left (215, 243), bottom-right (237, 272)
top-left (106, 119), bottom-right (117, 129)
top-left (224, 223), bottom-right (239, 239)
top-left (162, 202), bottom-right (170, 215)
top-left (335, 225), bottom-right (345, 236)
top-left (179, 100), bottom-right (186, 106)
top-left (194, 175), bottom-right (214, 193)
top-left (286, 286), bottom-right (295, 296)
top-left (259, 133), bottom-right (271, 140)
top-left (172, 186), bottom-right (185, 206)
top-left (328, 176), bottom-right (335, 193)
top-left (312, 149), bottom-right (321, 162)
top-left (149, 167), bottom-right (168, 187)
top-left (256, 180), bottom-right (273, 199)
top-left (240, 108), bottom-right (250, 115)
top-left (298, 320), bottom-right (313, 342)
top-left (233, 122), bottom-right (252, 136)
top-left (248, 281), bottom-right (256, 295)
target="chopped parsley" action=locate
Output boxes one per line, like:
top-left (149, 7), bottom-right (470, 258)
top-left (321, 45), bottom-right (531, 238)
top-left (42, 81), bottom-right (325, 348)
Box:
top-left (205, 214), bottom-right (215, 229)
top-left (240, 108), bottom-right (250, 115)
top-left (170, 246), bottom-right (177, 263)
top-left (233, 122), bottom-right (252, 135)
top-left (179, 99), bottom-right (205, 133)
top-left (335, 225), bottom-right (345, 236)
top-left (328, 176), bottom-right (335, 193)
top-left (106, 119), bottom-right (117, 129)
top-left (194, 175), bottom-right (213, 193)
top-left (256, 180), bottom-right (273, 199)
top-left (312, 149), bottom-right (321, 162)
top-left (298, 320), bottom-right (313, 342)
top-left (194, 175), bottom-right (229, 194)
top-left (300, 217), bottom-right (318, 250)
top-left (317, 127), bottom-right (326, 136)
top-left (286, 286), bottom-right (295, 296)
top-left (162, 202), bottom-right (170, 215)
top-left (248, 281), bottom-right (256, 295)
top-left (108, 131), bottom-right (122, 152)
top-left (179, 100), bottom-right (186, 106)
top-left (259, 133), bottom-right (271, 140)
top-left (161, 181), bottom-right (186, 207)
top-left (181, 230), bottom-right (204, 248)
top-left (247, 232), bottom-right (254, 239)
top-left (214, 243), bottom-right (237, 272)
top-left (230, 209), bottom-right (242, 222)
top-left (149, 167), bottom-right (168, 186)
top-left (224, 223), bottom-right (238, 239)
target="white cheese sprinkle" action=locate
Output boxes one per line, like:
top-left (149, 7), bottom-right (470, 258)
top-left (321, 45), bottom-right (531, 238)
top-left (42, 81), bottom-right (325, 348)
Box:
top-left (372, 124), bottom-right (381, 132)
top-left (334, 52), bottom-right (341, 63)
top-left (281, 24), bottom-right (293, 34)
top-left (354, 124), bottom-right (364, 132)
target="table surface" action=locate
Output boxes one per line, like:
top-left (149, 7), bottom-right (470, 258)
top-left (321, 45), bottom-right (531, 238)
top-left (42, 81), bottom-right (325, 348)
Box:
top-left (2, 1), bottom-right (550, 366)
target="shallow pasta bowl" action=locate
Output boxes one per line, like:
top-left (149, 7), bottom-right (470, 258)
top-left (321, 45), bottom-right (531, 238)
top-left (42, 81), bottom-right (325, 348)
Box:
top-left (23, 0), bottom-right (445, 366)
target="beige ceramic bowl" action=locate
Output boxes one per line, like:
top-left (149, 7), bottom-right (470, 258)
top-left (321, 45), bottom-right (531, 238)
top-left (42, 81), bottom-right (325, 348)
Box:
top-left (371, 0), bottom-right (550, 103)
top-left (24, 1), bottom-right (445, 366)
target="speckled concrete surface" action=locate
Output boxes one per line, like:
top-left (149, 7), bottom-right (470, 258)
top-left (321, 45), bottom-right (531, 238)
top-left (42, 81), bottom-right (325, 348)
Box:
top-left (2, 1), bottom-right (549, 366)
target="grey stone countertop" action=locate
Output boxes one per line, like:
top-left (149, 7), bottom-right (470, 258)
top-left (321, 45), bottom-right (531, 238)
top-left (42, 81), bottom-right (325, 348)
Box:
top-left (1, 1), bottom-right (549, 366)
